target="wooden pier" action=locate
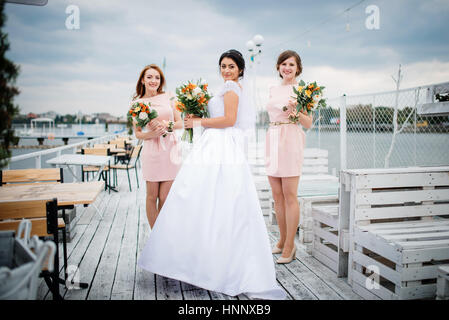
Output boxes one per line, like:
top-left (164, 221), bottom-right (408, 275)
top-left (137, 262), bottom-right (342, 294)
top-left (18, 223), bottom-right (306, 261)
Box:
top-left (36, 169), bottom-right (362, 300)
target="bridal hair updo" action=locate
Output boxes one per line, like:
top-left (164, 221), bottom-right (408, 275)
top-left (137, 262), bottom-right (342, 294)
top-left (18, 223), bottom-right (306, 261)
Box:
top-left (276, 50), bottom-right (303, 78)
top-left (134, 64), bottom-right (166, 100)
top-left (219, 49), bottom-right (245, 78)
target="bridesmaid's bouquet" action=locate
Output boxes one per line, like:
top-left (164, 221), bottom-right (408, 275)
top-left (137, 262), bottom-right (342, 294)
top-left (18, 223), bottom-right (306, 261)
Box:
top-left (175, 79), bottom-right (211, 143)
top-left (283, 80), bottom-right (327, 122)
top-left (127, 101), bottom-right (168, 138)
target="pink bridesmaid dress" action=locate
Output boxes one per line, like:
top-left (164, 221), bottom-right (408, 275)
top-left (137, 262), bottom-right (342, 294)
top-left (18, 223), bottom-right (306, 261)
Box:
top-left (135, 92), bottom-right (181, 182)
top-left (265, 85), bottom-right (306, 177)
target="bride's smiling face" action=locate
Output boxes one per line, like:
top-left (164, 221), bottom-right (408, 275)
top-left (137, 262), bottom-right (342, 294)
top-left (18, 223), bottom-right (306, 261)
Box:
top-left (220, 57), bottom-right (240, 82)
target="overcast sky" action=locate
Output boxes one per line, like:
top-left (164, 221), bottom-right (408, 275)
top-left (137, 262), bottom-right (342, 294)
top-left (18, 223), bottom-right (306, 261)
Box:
top-left (4, 0), bottom-right (449, 116)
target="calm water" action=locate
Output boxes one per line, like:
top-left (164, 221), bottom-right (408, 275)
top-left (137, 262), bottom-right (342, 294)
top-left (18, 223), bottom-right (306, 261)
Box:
top-left (255, 128), bottom-right (449, 174)
top-left (9, 124), bottom-right (449, 173)
top-left (9, 124), bottom-right (127, 170)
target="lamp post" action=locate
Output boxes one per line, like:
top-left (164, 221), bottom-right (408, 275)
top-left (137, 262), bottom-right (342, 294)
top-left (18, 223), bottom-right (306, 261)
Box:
top-left (246, 34), bottom-right (264, 128)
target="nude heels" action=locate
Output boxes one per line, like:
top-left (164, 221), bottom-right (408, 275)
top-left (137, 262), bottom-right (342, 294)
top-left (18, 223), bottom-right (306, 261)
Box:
top-left (276, 245), bottom-right (296, 264)
top-left (272, 244), bottom-right (283, 254)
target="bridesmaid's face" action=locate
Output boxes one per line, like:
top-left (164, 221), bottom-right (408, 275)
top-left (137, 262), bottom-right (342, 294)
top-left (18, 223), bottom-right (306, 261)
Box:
top-left (279, 56), bottom-right (298, 81)
top-left (142, 68), bottom-right (161, 93)
top-left (220, 57), bottom-right (240, 82)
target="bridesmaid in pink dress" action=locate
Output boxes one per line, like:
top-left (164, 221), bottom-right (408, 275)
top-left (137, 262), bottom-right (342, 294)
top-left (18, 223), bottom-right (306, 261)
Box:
top-left (132, 64), bottom-right (183, 229)
top-left (265, 51), bottom-right (313, 264)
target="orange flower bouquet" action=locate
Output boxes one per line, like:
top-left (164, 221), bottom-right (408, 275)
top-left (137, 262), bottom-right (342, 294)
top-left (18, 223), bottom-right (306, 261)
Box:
top-left (283, 80), bottom-right (327, 122)
top-left (175, 79), bottom-right (212, 143)
top-left (127, 101), bottom-right (168, 137)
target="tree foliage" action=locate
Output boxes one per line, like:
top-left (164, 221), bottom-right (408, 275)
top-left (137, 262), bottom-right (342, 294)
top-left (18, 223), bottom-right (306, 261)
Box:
top-left (0, 2), bottom-right (20, 168)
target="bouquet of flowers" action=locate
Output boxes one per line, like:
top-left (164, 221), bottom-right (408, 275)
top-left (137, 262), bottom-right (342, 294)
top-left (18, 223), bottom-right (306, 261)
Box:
top-left (127, 101), bottom-right (168, 138)
top-left (175, 79), bottom-right (211, 143)
top-left (283, 80), bottom-right (327, 122)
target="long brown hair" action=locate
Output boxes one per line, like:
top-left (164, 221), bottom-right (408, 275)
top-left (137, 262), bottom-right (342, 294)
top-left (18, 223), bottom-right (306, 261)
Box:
top-left (276, 50), bottom-right (302, 78)
top-left (133, 64), bottom-right (165, 100)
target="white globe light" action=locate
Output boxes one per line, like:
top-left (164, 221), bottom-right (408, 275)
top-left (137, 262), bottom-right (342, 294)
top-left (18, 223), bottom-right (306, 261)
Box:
top-left (246, 40), bottom-right (255, 51)
top-left (253, 34), bottom-right (264, 46)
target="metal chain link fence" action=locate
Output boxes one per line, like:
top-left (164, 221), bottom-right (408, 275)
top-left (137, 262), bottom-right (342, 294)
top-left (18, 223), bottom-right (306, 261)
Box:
top-left (313, 82), bottom-right (449, 173)
top-left (256, 81), bottom-right (449, 175)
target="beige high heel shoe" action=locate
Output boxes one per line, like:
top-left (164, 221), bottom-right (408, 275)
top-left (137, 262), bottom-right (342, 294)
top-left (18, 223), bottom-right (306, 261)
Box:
top-left (276, 245), bottom-right (296, 264)
top-left (272, 244), bottom-right (283, 254)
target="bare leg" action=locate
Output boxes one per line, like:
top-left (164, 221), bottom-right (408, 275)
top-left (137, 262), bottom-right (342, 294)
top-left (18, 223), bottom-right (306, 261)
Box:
top-left (268, 176), bottom-right (285, 249)
top-left (158, 180), bottom-right (174, 212)
top-left (280, 176), bottom-right (300, 258)
top-left (146, 181), bottom-right (160, 229)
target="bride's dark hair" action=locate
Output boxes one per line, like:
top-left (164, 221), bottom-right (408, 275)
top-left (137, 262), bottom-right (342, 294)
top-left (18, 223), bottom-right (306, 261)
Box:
top-left (219, 49), bottom-right (245, 78)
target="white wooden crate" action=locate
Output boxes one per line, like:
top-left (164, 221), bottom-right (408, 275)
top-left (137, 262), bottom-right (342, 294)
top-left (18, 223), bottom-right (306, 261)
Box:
top-left (340, 166), bottom-right (449, 300)
top-left (250, 148), bottom-right (338, 218)
top-left (436, 265), bottom-right (449, 300)
top-left (312, 205), bottom-right (349, 277)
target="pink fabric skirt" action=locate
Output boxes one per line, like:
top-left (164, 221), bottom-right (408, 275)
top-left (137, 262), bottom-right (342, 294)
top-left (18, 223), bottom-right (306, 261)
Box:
top-left (141, 133), bottom-right (181, 182)
top-left (265, 124), bottom-right (306, 177)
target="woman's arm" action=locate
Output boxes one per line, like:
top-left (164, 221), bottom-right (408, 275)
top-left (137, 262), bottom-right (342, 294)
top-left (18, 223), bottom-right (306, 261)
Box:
top-left (169, 103), bottom-right (184, 130)
top-left (286, 99), bottom-right (313, 129)
top-left (296, 111), bottom-right (313, 129)
top-left (184, 91), bottom-right (239, 129)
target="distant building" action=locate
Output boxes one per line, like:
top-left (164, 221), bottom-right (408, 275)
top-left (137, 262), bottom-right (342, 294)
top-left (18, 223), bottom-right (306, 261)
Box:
top-left (40, 111), bottom-right (58, 120)
top-left (27, 112), bottom-right (38, 119)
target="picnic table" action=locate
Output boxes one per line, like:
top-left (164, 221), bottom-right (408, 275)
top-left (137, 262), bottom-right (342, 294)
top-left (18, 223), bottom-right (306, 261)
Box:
top-left (0, 181), bottom-right (105, 218)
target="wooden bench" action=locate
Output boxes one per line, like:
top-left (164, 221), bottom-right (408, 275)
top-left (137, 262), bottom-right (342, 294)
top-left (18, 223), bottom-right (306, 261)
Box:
top-left (0, 199), bottom-right (66, 300)
top-left (436, 265), bottom-right (449, 300)
top-left (312, 203), bottom-right (349, 277)
top-left (340, 167), bottom-right (449, 300)
top-left (250, 148), bottom-right (338, 216)
top-left (0, 168), bottom-right (63, 186)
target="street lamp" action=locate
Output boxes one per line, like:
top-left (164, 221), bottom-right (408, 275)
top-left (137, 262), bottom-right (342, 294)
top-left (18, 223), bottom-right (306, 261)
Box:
top-left (247, 34), bottom-right (264, 64)
top-left (246, 34), bottom-right (264, 138)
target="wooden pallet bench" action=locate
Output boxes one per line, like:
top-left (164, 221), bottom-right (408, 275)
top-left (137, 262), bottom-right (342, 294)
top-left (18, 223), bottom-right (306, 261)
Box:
top-left (436, 265), bottom-right (449, 300)
top-left (312, 204), bottom-right (349, 277)
top-left (340, 166), bottom-right (449, 300)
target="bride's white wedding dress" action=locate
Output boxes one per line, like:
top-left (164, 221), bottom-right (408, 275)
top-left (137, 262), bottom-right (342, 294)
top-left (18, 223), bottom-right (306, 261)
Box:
top-left (138, 80), bottom-right (286, 300)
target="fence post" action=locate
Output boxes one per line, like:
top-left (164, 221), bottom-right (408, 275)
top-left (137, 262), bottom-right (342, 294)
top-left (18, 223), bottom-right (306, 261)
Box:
top-left (373, 95), bottom-right (376, 168)
top-left (318, 108), bottom-right (321, 149)
top-left (35, 154), bottom-right (41, 169)
top-left (340, 94), bottom-right (347, 171)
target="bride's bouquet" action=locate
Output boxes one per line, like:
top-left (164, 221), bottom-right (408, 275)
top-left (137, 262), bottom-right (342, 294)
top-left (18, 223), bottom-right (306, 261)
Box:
top-left (283, 80), bottom-right (327, 123)
top-left (128, 101), bottom-right (169, 138)
top-left (175, 79), bottom-right (211, 143)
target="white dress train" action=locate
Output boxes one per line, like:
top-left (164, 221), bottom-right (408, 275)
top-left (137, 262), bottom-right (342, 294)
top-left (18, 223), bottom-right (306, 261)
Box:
top-left (138, 80), bottom-right (286, 300)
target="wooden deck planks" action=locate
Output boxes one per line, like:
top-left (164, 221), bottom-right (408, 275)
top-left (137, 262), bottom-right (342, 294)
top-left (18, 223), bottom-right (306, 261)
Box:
top-left (63, 192), bottom-right (121, 300)
top-left (111, 191), bottom-right (139, 300)
top-left (34, 169), bottom-right (361, 300)
top-left (87, 193), bottom-right (131, 300)
top-left (133, 189), bottom-right (156, 300)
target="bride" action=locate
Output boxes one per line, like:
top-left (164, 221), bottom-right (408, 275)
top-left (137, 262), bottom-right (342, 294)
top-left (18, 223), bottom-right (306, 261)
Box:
top-left (138, 49), bottom-right (286, 300)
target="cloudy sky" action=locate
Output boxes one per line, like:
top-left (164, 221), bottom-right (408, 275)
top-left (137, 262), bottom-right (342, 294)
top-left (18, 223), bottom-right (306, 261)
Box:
top-left (4, 0), bottom-right (449, 116)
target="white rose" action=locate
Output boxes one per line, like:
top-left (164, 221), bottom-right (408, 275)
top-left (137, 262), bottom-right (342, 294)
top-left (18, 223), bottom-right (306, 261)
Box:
top-left (192, 87), bottom-right (202, 96)
top-left (139, 112), bottom-right (148, 120)
top-left (134, 107), bottom-right (141, 112)
top-left (187, 93), bottom-right (193, 100)
top-left (313, 94), bottom-right (320, 102)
